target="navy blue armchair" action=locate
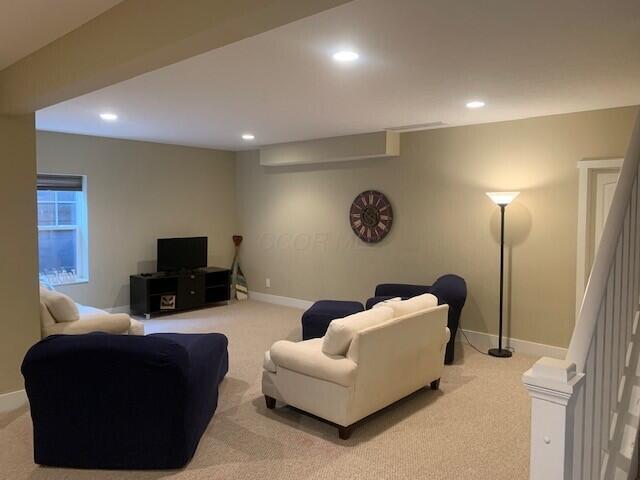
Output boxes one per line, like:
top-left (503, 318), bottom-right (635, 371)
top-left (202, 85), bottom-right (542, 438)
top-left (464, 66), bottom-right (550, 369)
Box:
top-left (366, 274), bottom-right (467, 364)
top-left (22, 332), bottom-right (228, 470)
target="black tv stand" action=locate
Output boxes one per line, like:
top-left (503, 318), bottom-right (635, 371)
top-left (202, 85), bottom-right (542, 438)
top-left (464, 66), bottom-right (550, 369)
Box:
top-left (130, 267), bottom-right (231, 318)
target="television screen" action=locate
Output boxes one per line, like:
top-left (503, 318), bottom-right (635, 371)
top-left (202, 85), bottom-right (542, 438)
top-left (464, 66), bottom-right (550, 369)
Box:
top-left (157, 237), bottom-right (207, 271)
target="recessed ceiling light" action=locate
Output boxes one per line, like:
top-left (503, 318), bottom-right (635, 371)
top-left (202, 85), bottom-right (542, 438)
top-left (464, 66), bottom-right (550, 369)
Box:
top-left (332, 50), bottom-right (359, 62)
top-left (466, 100), bottom-right (486, 109)
top-left (242, 133), bottom-right (255, 141)
top-left (99, 112), bottom-right (118, 121)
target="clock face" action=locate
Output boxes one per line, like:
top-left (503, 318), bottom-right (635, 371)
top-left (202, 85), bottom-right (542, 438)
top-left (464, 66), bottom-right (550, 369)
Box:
top-left (349, 190), bottom-right (393, 243)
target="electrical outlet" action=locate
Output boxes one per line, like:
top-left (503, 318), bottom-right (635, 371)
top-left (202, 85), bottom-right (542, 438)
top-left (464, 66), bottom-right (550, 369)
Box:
top-left (266, 278), bottom-right (271, 288)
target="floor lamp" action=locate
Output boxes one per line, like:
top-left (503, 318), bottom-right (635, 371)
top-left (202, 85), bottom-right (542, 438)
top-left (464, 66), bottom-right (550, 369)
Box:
top-left (486, 191), bottom-right (520, 358)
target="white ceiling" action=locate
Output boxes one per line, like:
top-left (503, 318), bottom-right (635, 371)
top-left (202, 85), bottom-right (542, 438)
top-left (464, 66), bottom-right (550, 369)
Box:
top-left (36, 0), bottom-right (640, 151)
top-left (0, 0), bottom-right (123, 71)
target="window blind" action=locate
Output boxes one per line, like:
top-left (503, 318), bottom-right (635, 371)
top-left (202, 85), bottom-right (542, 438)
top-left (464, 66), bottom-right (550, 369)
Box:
top-left (37, 174), bottom-right (83, 192)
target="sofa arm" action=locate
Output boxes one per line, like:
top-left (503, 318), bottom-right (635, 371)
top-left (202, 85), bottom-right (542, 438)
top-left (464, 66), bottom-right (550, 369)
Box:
top-left (150, 332), bottom-right (229, 384)
top-left (42, 314), bottom-right (131, 337)
top-left (269, 339), bottom-right (357, 387)
top-left (128, 318), bottom-right (145, 335)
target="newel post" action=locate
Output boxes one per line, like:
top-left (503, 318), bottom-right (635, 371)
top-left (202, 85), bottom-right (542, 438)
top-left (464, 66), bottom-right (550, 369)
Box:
top-left (522, 357), bottom-right (585, 480)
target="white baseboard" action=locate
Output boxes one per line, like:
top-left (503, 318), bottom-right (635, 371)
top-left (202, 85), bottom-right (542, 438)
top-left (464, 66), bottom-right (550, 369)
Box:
top-left (457, 328), bottom-right (567, 359)
top-left (249, 291), bottom-right (314, 310)
top-left (0, 389), bottom-right (28, 413)
top-left (249, 291), bottom-right (567, 359)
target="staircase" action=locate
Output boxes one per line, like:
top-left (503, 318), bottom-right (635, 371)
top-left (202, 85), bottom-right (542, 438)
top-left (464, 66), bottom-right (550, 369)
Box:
top-left (523, 110), bottom-right (640, 480)
top-left (605, 309), bottom-right (640, 477)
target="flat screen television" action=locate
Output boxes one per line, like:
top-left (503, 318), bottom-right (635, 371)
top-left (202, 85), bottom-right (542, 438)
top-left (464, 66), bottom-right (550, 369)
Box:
top-left (157, 237), bottom-right (207, 272)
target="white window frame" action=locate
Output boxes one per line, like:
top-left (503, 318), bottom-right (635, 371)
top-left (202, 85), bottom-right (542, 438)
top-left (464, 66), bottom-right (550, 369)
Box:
top-left (37, 175), bottom-right (89, 285)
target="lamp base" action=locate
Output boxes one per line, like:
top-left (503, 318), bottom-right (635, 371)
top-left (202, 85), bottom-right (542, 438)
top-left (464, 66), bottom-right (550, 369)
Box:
top-left (488, 348), bottom-right (512, 358)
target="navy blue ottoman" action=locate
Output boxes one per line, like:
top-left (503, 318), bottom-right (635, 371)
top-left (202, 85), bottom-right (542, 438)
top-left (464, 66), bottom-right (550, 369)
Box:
top-left (22, 332), bottom-right (228, 470)
top-left (302, 300), bottom-right (364, 340)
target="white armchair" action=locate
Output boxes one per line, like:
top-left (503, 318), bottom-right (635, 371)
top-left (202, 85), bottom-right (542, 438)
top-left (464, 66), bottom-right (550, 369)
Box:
top-left (40, 287), bottom-right (144, 338)
top-left (262, 294), bottom-right (450, 439)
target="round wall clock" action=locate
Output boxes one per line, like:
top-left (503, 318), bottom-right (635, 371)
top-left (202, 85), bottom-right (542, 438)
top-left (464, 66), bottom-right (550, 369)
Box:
top-left (349, 190), bottom-right (394, 243)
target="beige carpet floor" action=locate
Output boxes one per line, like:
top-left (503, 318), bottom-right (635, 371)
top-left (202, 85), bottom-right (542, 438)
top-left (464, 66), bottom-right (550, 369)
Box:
top-left (0, 300), bottom-right (536, 480)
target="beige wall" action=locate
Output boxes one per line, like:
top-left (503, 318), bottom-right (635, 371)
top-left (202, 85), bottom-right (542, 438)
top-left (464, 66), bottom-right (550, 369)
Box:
top-left (0, 114), bottom-right (40, 394)
top-left (37, 132), bottom-right (236, 310)
top-left (236, 106), bottom-right (639, 348)
top-left (0, 0), bottom-right (349, 398)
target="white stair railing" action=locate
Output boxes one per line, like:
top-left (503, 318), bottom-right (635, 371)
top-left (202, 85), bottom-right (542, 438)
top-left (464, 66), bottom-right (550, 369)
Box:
top-left (523, 110), bottom-right (640, 480)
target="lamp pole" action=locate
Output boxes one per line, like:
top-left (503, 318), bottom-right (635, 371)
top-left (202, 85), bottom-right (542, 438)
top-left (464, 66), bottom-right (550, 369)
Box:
top-left (489, 203), bottom-right (512, 357)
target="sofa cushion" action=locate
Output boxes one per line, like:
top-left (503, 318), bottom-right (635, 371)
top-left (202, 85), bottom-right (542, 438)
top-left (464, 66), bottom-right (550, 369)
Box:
top-left (40, 287), bottom-right (79, 322)
top-left (372, 297), bottom-right (402, 309)
top-left (383, 293), bottom-right (438, 318)
top-left (322, 306), bottom-right (393, 356)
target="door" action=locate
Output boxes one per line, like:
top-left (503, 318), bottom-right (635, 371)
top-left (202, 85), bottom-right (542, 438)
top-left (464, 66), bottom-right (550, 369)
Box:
top-left (591, 171), bottom-right (619, 263)
top-left (576, 159), bottom-right (622, 316)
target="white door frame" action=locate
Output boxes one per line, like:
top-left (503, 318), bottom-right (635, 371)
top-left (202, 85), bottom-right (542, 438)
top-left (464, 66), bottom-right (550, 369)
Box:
top-left (576, 158), bottom-right (623, 317)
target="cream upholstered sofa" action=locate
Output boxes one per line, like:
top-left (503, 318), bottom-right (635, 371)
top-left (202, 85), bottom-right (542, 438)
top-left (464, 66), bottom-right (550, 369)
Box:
top-left (40, 287), bottom-right (144, 338)
top-left (262, 294), bottom-right (450, 439)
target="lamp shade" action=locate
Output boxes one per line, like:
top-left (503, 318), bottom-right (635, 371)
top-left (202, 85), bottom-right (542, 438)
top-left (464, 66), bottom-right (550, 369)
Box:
top-left (486, 191), bottom-right (520, 206)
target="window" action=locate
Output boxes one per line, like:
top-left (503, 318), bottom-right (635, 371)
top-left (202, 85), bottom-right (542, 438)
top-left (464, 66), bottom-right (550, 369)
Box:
top-left (37, 174), bottom-right (88, 285)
